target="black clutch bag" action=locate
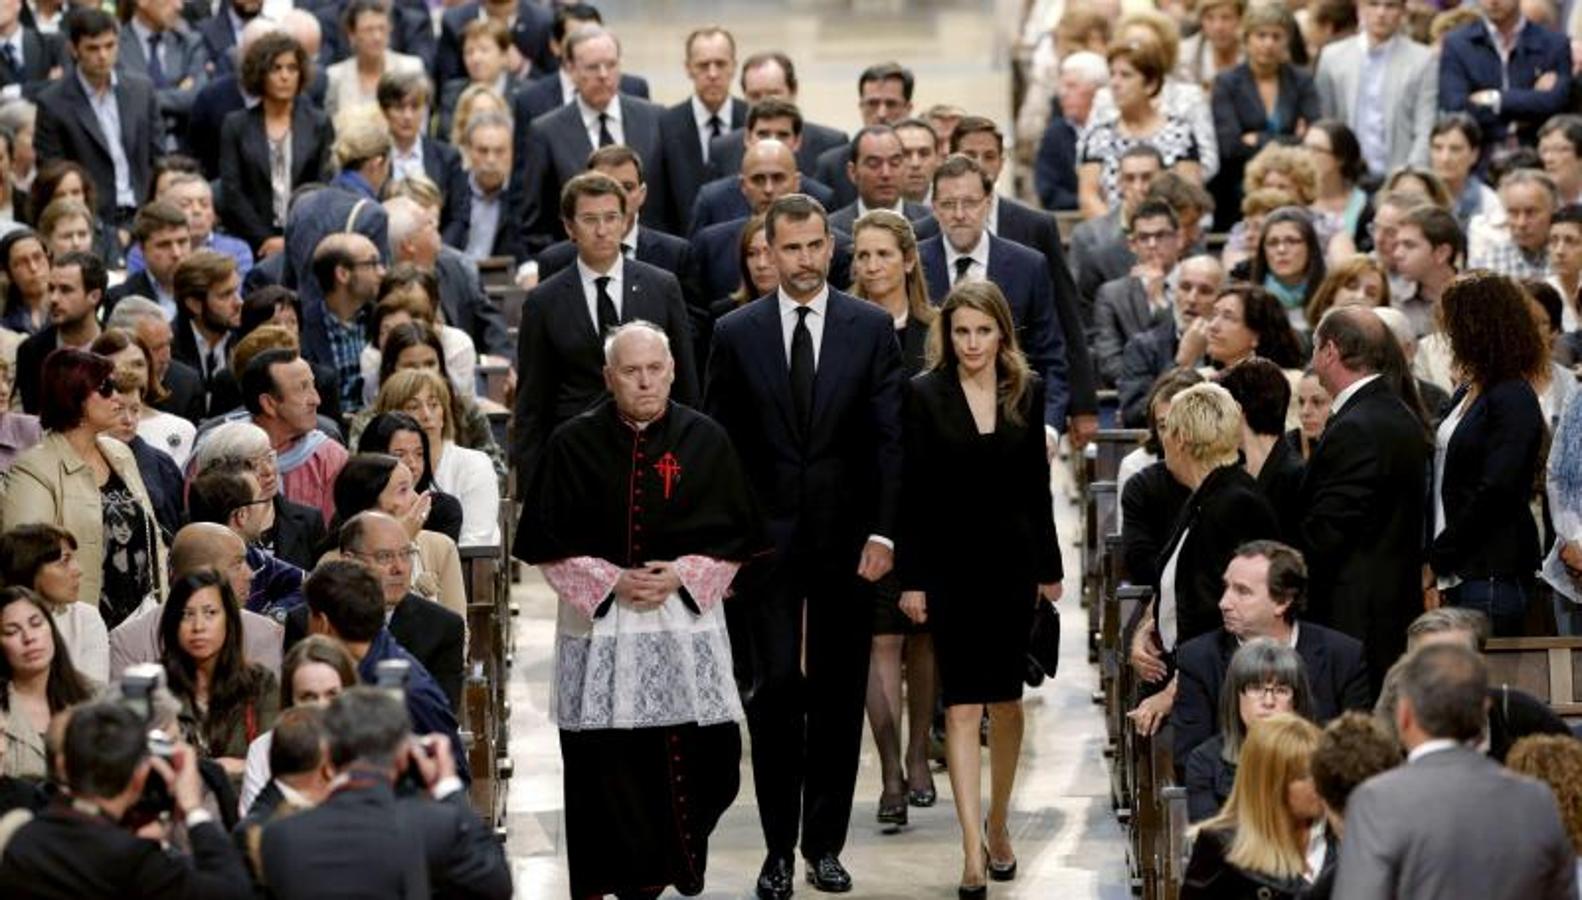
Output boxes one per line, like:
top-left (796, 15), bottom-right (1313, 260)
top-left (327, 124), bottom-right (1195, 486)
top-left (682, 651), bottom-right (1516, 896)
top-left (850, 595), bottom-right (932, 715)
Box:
top-left (1025, 601), bottom-right (1060, 687)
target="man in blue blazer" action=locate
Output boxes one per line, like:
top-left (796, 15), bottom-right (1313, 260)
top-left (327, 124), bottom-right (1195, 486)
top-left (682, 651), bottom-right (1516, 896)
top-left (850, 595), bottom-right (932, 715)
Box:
top-left (918, 155), bottom-right (1070, 436)
top-left (1169, 541), bottom-right (1372, 766)
top-left (705, 193), bottom-right (903, 898)
top-left (513, 172), bottom-right (698, 494)
top-left (514, 27), bottom-right (666, 254)
top-left (812, 61), bottom-right (916, 210)
top-left (657, 26), bottom-right (748, 236)
top-left (1439, 1), bottom-right (1572, 152)
top-left (825, 124), bottom-right (939, 240)
top-left (707, 51), bottom-right (847, 179)
top-left (689, 99), bottom-right (837, 235)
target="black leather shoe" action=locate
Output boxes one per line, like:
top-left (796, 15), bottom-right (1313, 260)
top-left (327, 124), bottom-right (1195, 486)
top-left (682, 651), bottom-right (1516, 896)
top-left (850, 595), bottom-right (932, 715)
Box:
top-left (877, 793), bottom-right (908, 831)
top-left (756, 854), bottom-right (795, 900)
top-left (988, 857), bottom-right (1018, 881)
top-left (804, 854), bottom-right (853, 893)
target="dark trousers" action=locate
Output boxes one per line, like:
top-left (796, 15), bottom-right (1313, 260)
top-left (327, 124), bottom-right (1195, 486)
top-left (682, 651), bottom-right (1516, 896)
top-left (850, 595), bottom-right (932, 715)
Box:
top-left (734, 553), bottom-right (874, 860)
top-left (1444, 575), bottom-right (1531, 637)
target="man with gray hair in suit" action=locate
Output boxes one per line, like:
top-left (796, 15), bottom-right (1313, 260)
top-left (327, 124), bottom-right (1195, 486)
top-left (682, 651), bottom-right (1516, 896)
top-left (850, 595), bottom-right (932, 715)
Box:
top-left (1335, 643), bottom-right (1576, 899)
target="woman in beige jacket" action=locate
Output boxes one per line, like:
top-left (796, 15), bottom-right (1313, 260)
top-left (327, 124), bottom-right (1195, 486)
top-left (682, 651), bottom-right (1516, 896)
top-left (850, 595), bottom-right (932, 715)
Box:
top-left (0, 352), bottom-right (167, 628)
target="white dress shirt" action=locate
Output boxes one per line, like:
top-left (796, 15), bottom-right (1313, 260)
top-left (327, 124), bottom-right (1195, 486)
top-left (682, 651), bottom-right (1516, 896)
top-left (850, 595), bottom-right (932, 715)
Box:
top-left (1406, 737), bottom-right (1461, 763)
top-left (942, 229), bottom-right (991, 285)
top-left (691, 94), bottom-right (727, 163)
top-left (0, 27), bottom-right (23, 101)
top-left (777, 285), bottom-right (827, 367)
top-left (391, 137), bottom-right (425, 184)
top-left (577, 252), bottom-right (624, 332)
top-left (558, 68), bottom-right (577, 105)
top-left (577, 95), bottom-right (623, 147)
top-left (856, 196), bottom-right (906, 218)
top-left (621, 220), bottom-right (639, 258)
top-left (1329, 372), bottom-right (1381, 415)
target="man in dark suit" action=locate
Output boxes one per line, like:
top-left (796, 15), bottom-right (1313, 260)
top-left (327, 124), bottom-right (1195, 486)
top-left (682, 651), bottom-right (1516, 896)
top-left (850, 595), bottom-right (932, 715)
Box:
top-left (919, 155), bottom-right (1070, 438)
top-left (17, 250), bottom-right (103, 414)
top-left (533, 144), bottom-right (695, 290)
top-left (1299, 307), bottom-right (1430, 692)
top-left (1170, 541), bottom-right (1372, 764)
top-left (1092, 200), bottom-right (1180, 387)
top-left (186, 12), bottom-right (273, 179)
top-left (825, 124), bottom-right (938, 239)
top-left (117, 0), bottom-right (209, 145)
top-left (1439, 0), bottom-right (1572, 152)
top-left (690, 99), bottom-right (836, 234)
top-left (506, 3), bottom-right (649, 126)
top-left (171, 249), bottom-right (242, 418)
top-left (812, 61), bottom-right (915, 210)
top-left (34, 7), bottom-right (164, 230)
top-left (379, 69), bottom-right (471, 249)
top-left (708, 50), bottom-right (847, 179)
top-left (0, 702), bottom-right (255, 899)
top-left (0, 0), bottom-right (65, 102)
top-left (516, 27), bottom-right (666, 252)
top-left (435, 0), bottom-right (552, 89)
top-left (1068, 144), bottom-right (1163, 324)
top-left (383, 193), bottom-right (513, 360)
top-left (1335, 644), bottom-right (1577, 899)
top-left (195, 0), bottom-right (261, 77)
top-left (513, 171), bottom-right (699, 494)
top-left (951, 114), bottom-right (1101, 443)
top-left (259, 687), bottom-right (512, 900)
top-left (1117, 254), bottom-right (1224, 426)
top-left (657, 26), bottom-right (747, 236)
top-left (456, 110), bottom-right (525, 263)
top-left (705, 194), bottom-right (903, 897)
top-left (234, 707), bottom-right (331, 851)
top-left (341, 512), bottom-right (465, 710)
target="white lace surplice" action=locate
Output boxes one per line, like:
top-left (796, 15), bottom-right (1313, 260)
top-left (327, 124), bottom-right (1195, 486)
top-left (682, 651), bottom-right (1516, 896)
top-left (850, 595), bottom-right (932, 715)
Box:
top-left (544, 555), bottom-right (743, 731)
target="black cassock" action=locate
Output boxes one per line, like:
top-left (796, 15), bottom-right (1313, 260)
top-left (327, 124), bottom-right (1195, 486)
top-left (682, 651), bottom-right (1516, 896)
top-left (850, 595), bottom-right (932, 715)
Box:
top-left (517, 398), bottom-right (765, 899)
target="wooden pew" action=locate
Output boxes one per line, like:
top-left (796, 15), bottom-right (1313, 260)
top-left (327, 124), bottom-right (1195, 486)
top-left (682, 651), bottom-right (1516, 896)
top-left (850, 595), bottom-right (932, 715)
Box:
top-left (1082, 480), bottom-right (1117, 643)
top-left (1109, 586), bottom-right (1153, 825)
top-left (1483, 636), bottom-right (1582, 723)
top-left (459, 544), bottom-right (509, 835)
top-left (477, 255), bottom-right (515, 289)
top-left (1091, 429), bottom-right (1146, 483)
top-left (477, 360), bottom-right (511, 406)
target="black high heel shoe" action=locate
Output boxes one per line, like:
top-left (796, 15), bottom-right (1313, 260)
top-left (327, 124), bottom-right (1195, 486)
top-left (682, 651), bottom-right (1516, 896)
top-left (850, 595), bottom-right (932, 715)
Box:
top-left (876, 792), bottom-right (908, 831)
top-left (958, 847), bottom-right (989, 900)
top-left (985, 819), bottom-right (1017, 881)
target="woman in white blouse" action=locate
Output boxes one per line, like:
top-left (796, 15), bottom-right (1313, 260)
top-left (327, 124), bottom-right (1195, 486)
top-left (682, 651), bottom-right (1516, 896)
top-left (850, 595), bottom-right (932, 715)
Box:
top-left (323, 0), bottom-right (427, 122)
top-left (0, 523), bottom-right (108, 684)
top-left (376, 368), bottom-right (500, 547)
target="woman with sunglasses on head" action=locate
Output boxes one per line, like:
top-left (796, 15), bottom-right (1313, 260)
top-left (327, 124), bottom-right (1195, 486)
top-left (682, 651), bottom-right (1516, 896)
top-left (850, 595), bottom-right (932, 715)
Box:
top-left (0, 349), bottom-right (166, 630)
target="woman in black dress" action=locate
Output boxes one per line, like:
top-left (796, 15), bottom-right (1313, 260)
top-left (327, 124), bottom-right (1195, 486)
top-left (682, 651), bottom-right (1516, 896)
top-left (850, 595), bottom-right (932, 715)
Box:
top-left (897, 282), bottom-right (1063, 897)
top-left (852, 209), bottom-right (939, 827)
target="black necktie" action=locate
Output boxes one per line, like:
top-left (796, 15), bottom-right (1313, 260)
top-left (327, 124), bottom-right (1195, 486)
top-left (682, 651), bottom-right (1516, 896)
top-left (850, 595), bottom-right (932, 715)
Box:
top-left (707, 114), bottom-right (723, 140)
top-left (147, 33), bottom-right (166, 89)
top-left (954, 256), bottom-right (974, 284)
top-left (595, 276), bottom-right (619, 333)
top-left (790, 306), bottom-right (814, 435)
top-left (597, 112), bottom-right (614, 148)
top-left (0, 44), bottom-right (18, 80)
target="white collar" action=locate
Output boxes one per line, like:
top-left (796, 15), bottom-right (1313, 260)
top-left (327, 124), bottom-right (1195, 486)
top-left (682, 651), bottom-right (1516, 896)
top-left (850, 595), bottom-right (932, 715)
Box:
top-left (1406, 738), bottom-right (1461, 763)
top-left (576, 251), bottom-right (624, 285)
top-left (577, 93), bottom-right (619, 127)
top-left (1330, 373), bottom-right (1381, 414)
top-left (857, 196), bottom-right (906, 217)
top-left (275, 779), bottom-right (315, 808)
top-left (558, 68), bottom-right (576, 104)
top-left (691, 93), bottom-right (727, 130)
top-left (1362, 31), bottom-right (1398, 54)
top-left (621, 220), bottom-right (639, 253)
top-left (1236, 621), bottom-right (1300, 648)
top-left (985, 193), bottom-right (1000, 235)
top-left (944, 228), bottom-right (991, 270)
top-left (778, 285), bottom-right (829, 317)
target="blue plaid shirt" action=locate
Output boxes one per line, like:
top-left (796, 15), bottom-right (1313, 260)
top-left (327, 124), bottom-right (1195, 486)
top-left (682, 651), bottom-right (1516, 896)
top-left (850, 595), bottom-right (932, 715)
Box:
top-left (324, 304), bottom-right (369, 410)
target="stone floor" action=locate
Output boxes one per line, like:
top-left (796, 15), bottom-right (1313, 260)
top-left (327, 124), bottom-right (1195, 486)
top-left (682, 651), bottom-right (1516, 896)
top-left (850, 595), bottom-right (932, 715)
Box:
top-left (499, 2), bottom-right (1131, 895)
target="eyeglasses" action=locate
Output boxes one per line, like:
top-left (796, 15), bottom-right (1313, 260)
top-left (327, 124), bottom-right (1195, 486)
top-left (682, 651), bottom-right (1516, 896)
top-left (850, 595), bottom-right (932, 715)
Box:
top-left (351, 547), bottom-right (420, 567)
top-left (232, 497), bottom-right (273, 513)
top-left (349, 257), bottom-right (384, 270)
top-left (1242, 683), bottom-right (1297, 702)
top-left (1131, 229), bottom-right (1179, 245)
top-left (246, 450), bottom-right (278, 471)
top-left (1264, 236), bottom-right (1306, 250)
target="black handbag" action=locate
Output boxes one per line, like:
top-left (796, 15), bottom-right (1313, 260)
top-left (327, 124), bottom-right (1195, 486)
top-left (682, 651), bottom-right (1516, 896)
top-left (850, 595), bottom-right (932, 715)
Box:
top-left (1025, 600), bottom-right (1061, 687)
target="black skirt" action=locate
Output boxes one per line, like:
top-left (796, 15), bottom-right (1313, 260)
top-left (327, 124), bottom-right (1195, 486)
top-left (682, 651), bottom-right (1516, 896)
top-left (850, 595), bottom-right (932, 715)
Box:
top-left (560, 721), bottom-right (741, 899)
top-left (931, 577), bottom-right (1037, 706)
top-left (871, 571), bottom-right (925, 636)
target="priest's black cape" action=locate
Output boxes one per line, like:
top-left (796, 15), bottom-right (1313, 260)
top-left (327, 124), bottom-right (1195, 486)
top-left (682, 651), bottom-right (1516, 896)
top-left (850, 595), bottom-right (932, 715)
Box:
top-left (515, 397), bottom-right (766, 899)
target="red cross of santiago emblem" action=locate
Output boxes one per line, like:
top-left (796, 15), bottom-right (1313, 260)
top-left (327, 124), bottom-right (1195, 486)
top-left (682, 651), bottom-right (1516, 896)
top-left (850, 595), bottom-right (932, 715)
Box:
top-left (654, 452), bottom-right (682, 499)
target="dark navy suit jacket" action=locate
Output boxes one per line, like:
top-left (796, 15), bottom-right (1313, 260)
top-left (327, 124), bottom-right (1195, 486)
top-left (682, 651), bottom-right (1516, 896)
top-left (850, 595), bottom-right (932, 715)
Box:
top-left (687, 174), bottom-right (836, 236)
top-left (658, 96), bottom-right (747, 235)
top-left (435, 0), bottom-right (552, 87)
top-left (509, 71), bottom-right (652, 127)
top-left (707, 120), bottom-right (848, 179)
top-left (692, 217), bottom-right (855, 304)
top-left (918, 233), bottom-right (1070, 428)
top-left (1439, 20), bottom-right (1574, 150)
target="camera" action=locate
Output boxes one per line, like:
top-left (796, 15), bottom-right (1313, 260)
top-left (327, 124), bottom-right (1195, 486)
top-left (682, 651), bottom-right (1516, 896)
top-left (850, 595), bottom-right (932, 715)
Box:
top-left (375, 659), bottom-right (412, 694)
top-left (120, 664), bottom-right (175, 827)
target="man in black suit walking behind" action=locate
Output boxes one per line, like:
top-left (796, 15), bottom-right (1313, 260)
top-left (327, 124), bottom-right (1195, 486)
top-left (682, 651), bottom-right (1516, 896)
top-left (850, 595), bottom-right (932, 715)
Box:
top-left (1299, 307), bottom-right (1431, 692)
top-left (706, 193), bottom-right (904, 898)
top-left (513, 171), bottom-right (699, 496)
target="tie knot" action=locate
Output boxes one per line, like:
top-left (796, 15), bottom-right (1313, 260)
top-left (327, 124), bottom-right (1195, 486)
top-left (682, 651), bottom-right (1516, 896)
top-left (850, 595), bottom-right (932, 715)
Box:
top-left (795, 305), bottom-right (812, 321)
top-left (596, 275), bottom-right (611, 290)
top-left (708, 115), bottom-right (722, 128)
top-left (954, 257), bottom-right (974, 279)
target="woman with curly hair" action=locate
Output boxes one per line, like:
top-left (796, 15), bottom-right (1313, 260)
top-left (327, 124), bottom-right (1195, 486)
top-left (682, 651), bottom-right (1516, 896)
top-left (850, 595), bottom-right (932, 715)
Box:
top-left (1425, 271), bottom-right (1548, 636)
top-left (1506, 734), bottom-right (1582, 883)
top-left (1205, 283), bottom-right (1307, 371)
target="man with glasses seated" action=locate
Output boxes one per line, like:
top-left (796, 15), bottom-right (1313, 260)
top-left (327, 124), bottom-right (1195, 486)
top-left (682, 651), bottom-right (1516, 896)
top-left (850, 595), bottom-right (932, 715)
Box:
top-left (1093, 200), bottom-right (1184, 388)
top-left (189, 421), bottom-right (327, 570)
top-left (187, 468), bottom-right (306, 625)
top-left (288, 510), bottom-right (464, 711)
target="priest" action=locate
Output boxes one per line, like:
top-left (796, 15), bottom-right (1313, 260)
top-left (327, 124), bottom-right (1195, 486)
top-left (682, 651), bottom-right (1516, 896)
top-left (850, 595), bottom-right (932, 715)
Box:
top-left (515, 320), bottom-right (766, 900)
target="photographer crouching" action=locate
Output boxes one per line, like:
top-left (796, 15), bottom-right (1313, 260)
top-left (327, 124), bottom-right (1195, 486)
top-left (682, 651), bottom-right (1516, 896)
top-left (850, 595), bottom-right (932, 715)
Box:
top-left (0, 701), bottom-right (252, 899)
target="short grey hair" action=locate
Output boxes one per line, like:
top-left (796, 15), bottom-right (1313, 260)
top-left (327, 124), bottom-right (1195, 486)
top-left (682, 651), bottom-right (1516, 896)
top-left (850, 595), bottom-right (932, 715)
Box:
top-left (602, 320), bottom-right (672, 366)
top-left (0, 98), bottom-right (35, 135)
top-left (462, 110), bottom-right (512, 147)
top-left (324, 686), bottom-right (412, 770)
top-left (1060, 50), bottom-right (1108, 86)
top-left (1498, 167), bottom-right (1560, 208)
top-left (563, 25), bottom-right (621, 65)
top-left (105, 295), bottom-right (165, 330)
top-left (192, 421), bottom-right (272, 474)
top-left (383, 195), bottom-right (426, 249)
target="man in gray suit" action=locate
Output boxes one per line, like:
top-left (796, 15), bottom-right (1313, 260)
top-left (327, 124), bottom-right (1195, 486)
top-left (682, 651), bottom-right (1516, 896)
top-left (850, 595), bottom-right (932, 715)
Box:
top-left (516, 26), bottom-right (667, 254)
top-left (1335, 643), bottom-right (1576, 900)
top-left (1092, 199), bottom-right (1180, 387)
top-left (1313, 0), bottom-right (1435, 176)
top-left (1069, 144), bottom-right (1163, 325)
top-left (116, 0), bottom-right (209, 146)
